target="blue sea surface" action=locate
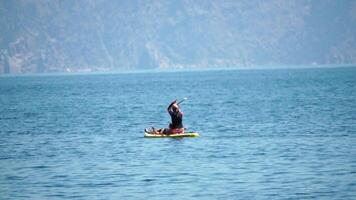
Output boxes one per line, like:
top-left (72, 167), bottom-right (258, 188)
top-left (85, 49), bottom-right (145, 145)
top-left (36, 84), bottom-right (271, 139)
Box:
top-left (0, 67), bottom-right (355, 199)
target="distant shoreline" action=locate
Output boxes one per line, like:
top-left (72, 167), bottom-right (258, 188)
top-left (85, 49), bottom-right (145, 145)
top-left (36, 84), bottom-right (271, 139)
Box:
top-left (1, 64), bottom-right (355, 77)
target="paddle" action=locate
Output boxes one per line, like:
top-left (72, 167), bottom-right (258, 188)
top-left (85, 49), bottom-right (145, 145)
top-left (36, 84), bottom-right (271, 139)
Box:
top-left (177, 97), bottom-right (187, 105)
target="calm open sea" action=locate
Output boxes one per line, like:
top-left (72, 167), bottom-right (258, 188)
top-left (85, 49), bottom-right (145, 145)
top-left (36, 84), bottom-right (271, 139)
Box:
top-left (0, 67), bottom-right (355, 199)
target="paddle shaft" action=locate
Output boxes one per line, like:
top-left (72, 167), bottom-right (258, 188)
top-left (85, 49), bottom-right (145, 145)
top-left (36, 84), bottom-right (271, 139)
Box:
top-left (177, 98), bottom-right (187, 105)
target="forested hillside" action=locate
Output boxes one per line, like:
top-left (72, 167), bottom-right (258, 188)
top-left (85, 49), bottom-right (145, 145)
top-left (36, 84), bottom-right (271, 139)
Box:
top-left (1, 0), bottom-right (355, 73)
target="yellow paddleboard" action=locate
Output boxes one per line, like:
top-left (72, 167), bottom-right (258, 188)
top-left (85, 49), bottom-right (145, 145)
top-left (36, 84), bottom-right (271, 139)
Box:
top-left (144, 131), bottom-right (200, 138)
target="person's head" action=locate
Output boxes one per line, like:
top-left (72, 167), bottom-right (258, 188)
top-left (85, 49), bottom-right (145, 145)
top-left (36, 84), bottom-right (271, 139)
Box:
top-left (172, 103), bottom-right (179, 112)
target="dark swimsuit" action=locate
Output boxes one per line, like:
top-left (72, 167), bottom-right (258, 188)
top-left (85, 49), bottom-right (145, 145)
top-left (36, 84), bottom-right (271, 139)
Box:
top-left (163, 109), bottom-right (183, 134)
top-left (169, 110), bottom-right (183, 129)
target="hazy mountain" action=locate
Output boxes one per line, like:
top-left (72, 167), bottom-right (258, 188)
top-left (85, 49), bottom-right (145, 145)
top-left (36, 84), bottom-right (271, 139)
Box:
top-left (1, 0), bottom-right (355, 74)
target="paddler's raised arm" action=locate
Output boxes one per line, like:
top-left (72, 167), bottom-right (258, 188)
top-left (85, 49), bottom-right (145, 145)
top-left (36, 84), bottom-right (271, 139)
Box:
top-left (167, 99), bottom-right (177, 112)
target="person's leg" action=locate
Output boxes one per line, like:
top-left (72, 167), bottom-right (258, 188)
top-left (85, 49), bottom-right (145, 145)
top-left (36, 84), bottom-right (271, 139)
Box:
top-left (163, 128), bottom-right (172, 135)
top-left (152, 127), bottom-right (158, 134)
top-left (152, 127), bottom-right (166, 134)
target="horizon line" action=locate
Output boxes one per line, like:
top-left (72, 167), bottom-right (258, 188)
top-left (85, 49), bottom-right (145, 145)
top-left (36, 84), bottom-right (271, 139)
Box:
top-left (1, 64), bottom-right (355, 77)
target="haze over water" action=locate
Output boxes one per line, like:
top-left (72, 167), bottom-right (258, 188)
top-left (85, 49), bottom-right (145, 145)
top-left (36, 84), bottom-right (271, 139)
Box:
top-left (0, 66), bottom-right (355, 199)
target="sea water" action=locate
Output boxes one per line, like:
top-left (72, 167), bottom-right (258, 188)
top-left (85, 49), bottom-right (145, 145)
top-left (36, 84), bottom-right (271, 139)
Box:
top-left (0, 67), bottom-right (355, 199)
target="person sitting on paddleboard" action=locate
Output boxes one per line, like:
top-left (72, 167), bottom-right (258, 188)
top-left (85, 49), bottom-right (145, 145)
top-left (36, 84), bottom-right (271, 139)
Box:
top-left (167, 100), bottom-right (184, 134)
top-left (149, 100), bottom-right (185, 135)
